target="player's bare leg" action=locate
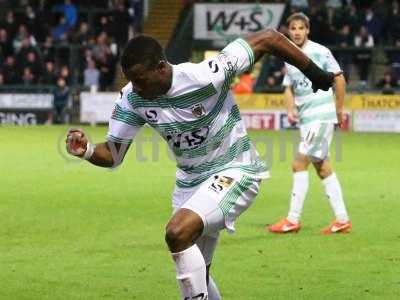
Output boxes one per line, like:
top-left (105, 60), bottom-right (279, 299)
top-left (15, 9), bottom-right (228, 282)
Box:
top-left (165, 208), bottom-right (208, 300)
top-left (268, 153), bottom-right (310, 233)
top-left (313, 160), bottom-right (351, 234)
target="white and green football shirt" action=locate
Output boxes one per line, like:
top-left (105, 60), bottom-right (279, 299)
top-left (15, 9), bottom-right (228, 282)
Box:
top-left (107, 38), bottom-right (268, 189)
top-left (282, 40), bottom-right (341, 125)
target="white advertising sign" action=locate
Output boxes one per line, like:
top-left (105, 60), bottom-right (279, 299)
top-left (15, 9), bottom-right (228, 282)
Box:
top-left (194, 3), bottom-right (285, 40)
top-left (0, 94), bottom-right (53, 109)
top-left (353, 110), bottom-right (400, 132)
top-left (80, 92), bottom-right (117, 123)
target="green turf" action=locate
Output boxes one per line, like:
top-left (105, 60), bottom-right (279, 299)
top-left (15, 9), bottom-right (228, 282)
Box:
top-left (0, 126), bottom-right (399, 299)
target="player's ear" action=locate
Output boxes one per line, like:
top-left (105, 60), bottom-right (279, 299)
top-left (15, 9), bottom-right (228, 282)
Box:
top-left (157, 60), bottom-right (168, 73)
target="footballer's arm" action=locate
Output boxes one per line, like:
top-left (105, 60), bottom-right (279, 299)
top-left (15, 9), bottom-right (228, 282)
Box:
top-left (66, 129), bottom-right (130, 168)
top-left (333, 74), bottom-right (346, 128)
top-left (87, 141), bottom-right (130, 168)
top-left (244, 29), bottom-right (338, 91)
top-left (284, 86), bottom-right (298, 125)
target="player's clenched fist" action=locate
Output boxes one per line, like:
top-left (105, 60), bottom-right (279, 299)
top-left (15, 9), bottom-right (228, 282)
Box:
top-left (66, 129), bottom-right (93, 159)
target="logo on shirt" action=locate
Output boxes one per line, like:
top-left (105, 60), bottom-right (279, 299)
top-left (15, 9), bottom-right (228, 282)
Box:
top-left (165, 126), bottom-right (209, 150)
top-left (191, 104), bottom-right (206, 118)
top-left (145, 109), bottom-right (158, 122)
top-left (217, 53), bottom-right (238, 72)
top-left (208, 60), bottom-right (219, 73)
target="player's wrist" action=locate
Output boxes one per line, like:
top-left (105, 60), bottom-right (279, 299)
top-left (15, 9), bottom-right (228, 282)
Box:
top-left (83, 142), bottom-right (95, 160)
top-left (303, 60), bottom-right (332, 91)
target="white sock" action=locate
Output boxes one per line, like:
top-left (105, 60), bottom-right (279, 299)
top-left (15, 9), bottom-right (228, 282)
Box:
top-left (208, 275), bottom-right (221, 300)
top-left (322, 173), bottom-right (349, 222)
top-left (172, 244), bottom-right (208, 300)
top-left (287, 171), bottom-right (309, 223)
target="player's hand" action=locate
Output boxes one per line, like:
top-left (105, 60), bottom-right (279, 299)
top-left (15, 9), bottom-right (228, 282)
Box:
top-left (336, 110), bottom-right (345, 129)
top-left (311, 71), bottom-right (343, 93)
top-left (66, 128), bottom-right (88, 157)
top-left (287, 109), bottom-right (299, 125)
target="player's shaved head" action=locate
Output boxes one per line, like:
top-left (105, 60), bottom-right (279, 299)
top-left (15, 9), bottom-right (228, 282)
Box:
top-left (287, 12), bottom-right (310, 29)
top-left (121, 35), bottom-right (166, 77)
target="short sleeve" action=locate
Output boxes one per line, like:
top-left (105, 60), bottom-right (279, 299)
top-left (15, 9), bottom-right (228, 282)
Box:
top-left (107, 85), bottom-right (145, 144)
top-left (324, 49), bottom-right (341, 73)
top-left (282, 63), bottom-right (293, 86)
top-left (221, 38), bottom-right (255, 75)
top-left (197, 38), bottom-right (256, 88)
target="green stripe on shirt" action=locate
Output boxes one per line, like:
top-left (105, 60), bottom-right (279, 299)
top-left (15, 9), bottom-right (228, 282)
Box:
top-left (178, 135), bottom-right (252, 174)
top-left (300, 111), bottom-right (337, 125)
top-left (297, 96), bottom-right (333, 114)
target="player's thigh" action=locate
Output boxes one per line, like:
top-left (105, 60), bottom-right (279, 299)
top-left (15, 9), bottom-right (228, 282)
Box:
top-left (180, 170), bottom-right (262, 236)
top-left (312, 158), bottom-right (333, 179)
top-left (298, 123), bottom-right (334, 161)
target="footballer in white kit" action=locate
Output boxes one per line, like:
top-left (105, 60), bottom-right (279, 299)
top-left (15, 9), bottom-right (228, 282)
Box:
top-left (66, 30), bottom-right (338, 299)
top-left (268, 12), bottom-right (352, 235)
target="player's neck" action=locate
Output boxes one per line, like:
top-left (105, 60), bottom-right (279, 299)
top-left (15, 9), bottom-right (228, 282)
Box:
top-left (299, 39), bottom-right (309, 49)
top-left (163, 63), bottom-right (174, 95)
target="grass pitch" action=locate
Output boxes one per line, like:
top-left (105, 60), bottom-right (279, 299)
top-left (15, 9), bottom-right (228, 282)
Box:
top-left (0, 126), bottom-right (399, 299)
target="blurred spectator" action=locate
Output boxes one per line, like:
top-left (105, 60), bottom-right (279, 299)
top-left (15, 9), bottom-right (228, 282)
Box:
top-left (233, 71), bottom-right (254, 94)
top-left (0, 28), bottom-right (13, 59)
top-left (130, 0), bottom-right (144, 34)
top-left (354, 25), bottom-right (374, 47)
top-left (0, 11), bottom-right (18, 41)
top-left (308, 6), bottom-right (334, 45)
top-left (290, 0), bottom-right (309, 12)
top-left (342, 4), bottom-right (361, 34)
top-left (42, 35), bottom-right (56, 62)
top-left (96, 15), bottom-right (114, 37)
top-left (21, 67), bottom-right (36, 85)
top-left (54, 0), bottom-right (78, 30)
top-left (41, 61), bottom-right (58, 85)
top-left (111, 0), bottom-right (132, 47)
top-left (97, 50), bottom-right (117, 91)
top-left (376, 71), bottom-right (398, 94)
top-left (0, 73), bottom-right (4, 86)
top-left (73, 22), bottom-right (90, 45)
top-left (92, 32), bottom-right (110, 60)
top-left (52, 16), bottom-right (69, 42)
top-left (326, 0), bottom-right (343, 9)
top-left (388, 1), bottom-right (400, 43)
top-left (364, 8), bottom-right (383, 43)
top-left (371, 0), bottom-right (389, 25)
top-left (25, 50), bottom-right (42, 79)
top-left (59, 65), bottom-right (71, 84)
top-left (13, 25), bottom-right (37, 52)
top-left (263, 75), bottom-right (284, 93)
top-left (2, 56), bottom-right (19, 84)
top-left (22, 6), bottom-right (40, 38)
top-left (53, 77), bottom-right (70, 124)
top-left (83, 59), bottom-right (100, 90)
top-left (354, 26), bottom-right (374, 83)
top-left (335, 24), bottom-right (354, 81)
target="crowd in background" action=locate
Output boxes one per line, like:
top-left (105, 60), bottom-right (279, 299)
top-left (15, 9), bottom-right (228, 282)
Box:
top-left (1, 0), bottom-right (400, 96)
top-left (0, 0), bottom-right (143, 92)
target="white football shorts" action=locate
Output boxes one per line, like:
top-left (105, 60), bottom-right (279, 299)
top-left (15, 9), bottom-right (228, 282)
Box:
top-left (172, 169), bottom-right (264, 237)
top-left (298, 122), bottom-right (335, 160)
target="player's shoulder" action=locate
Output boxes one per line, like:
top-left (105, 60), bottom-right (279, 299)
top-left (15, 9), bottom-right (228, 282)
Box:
top-left (173, 61), bottom-right (216, 86)
top-left (308, 40), bottom-right (332, 54)
top-left (116, 82), bottom-right (137, 110)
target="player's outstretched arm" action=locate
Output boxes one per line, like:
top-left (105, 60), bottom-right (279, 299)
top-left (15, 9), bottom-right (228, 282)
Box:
top-left (66, 129), bottom-right (130, 168)
top-left (244, 29), bottom-right (339, 92)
